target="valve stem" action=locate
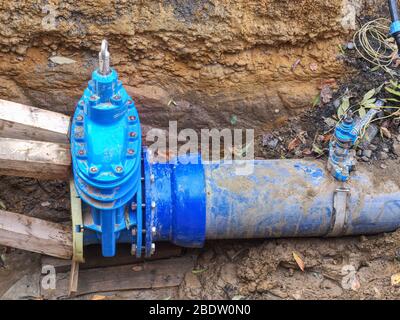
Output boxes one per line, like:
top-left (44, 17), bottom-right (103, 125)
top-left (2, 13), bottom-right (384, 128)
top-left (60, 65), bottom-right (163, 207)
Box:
top-left (99, 39), bottom-right (110, 75)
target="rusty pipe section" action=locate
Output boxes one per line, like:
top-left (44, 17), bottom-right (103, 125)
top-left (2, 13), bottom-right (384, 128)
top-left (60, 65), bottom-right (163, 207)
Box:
top-left (204, 160), bottom-right (400, 240)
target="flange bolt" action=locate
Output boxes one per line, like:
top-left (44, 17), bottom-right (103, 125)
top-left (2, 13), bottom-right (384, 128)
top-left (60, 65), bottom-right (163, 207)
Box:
top-left (90, 166), bottom-right (98, 173)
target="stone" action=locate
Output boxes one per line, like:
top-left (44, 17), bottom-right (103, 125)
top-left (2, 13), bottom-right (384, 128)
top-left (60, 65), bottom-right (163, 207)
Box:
top-left (377, 151), bottom-right (388, 160)
top-left (262, 133), bottom-right (279, 149)
top-left (184, 272), bottom-right (202, 289)
top-left (220, 263), bottom-right (238, 286)
top-left (49, 56), bottom-right (76, 65)
top-left (393, 143), bottom-right (400, 156)
top-left (362, 149), bottom-right (372, 158)
top-left (359, 124), bottom-right (379, 149)
top-left (324, 117), bottom-right (337, 128)
top-left (346, 42), bottom-right (355, 50)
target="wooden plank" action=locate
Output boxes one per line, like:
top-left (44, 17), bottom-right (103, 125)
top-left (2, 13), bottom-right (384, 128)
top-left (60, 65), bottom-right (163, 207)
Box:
top-left (41, 256), bottom-right (195, 299)
top-left (69, 178), bottom-right (84, 262)
top-left (0, 99), bottom-right (70, 143)
top-left (0, 137), bottom-right (71, 180)
top-left (68, 261), bottom-right (79, 297)
top-left (41, 243), bottom-right (183, 273)
top-left (0, 209), bottom-right (73, 259)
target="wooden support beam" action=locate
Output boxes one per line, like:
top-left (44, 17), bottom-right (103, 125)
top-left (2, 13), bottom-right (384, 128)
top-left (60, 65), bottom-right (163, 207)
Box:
top-left (0, 209), bottom-right (73, 259)
top-left (0, 137), bottom-right (71, 180)
top-left (0, 99), bottom-right (70, 143)
top-left (41, 256), bottom-right (194, 299)
top-left (42, 243), bottom-right (183, 273)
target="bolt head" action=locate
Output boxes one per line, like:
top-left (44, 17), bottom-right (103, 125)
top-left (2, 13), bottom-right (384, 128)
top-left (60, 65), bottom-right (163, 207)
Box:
top-left (90, 166), bottom-right (98, 173)
top-left (131, 227), bottom-right (137, 236)
top-left (129, 132), bottom-right (137, 138)
top-left (151, 226), bottom-right (156, 236)
top-left (78, 149), bottom-right (85, 156)
top-left (129, 115), bottom-right (136, 121)
top-left (131, 244), bottom-right (137, 255)
top-left (115, 166), bottom-right (123, 173)
top-left (76, 115), bottom-right (83, 121)
top-left (150, 243), bottom-right (155, 255)
top-left (127, 100), bottom-right (133, 105)
top-left (151, 201), bottom-right (156, 209)
top-left (127, 149), bottom-right (135, 155)
top-left (150, 174), bottom-right (155, 183)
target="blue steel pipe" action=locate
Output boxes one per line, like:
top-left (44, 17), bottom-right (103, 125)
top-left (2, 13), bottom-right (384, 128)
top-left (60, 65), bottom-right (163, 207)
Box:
top-left (145, 152), bottom-right (400, 247)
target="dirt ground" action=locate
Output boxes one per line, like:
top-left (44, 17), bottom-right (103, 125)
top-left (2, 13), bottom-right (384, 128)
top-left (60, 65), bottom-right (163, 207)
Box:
top-left (1, 3), bottom-right (400, 300)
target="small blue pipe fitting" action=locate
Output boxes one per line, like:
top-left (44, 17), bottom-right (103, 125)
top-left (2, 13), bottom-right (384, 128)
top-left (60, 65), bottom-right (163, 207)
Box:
top-left (327, 115), bottom-right (357, 182)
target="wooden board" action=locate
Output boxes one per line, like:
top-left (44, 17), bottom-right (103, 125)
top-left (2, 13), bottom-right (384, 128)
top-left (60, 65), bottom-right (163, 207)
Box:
top-left (41, 243), bottom-right (183, 273)
top-left (41, 256), bottom-right (194, 299)
top-left (0, 209), bottom-right (73, 259)
top-left (0, 99), bottom-right (70, 143)
top-left (0, 137), bottom-right (71, 180)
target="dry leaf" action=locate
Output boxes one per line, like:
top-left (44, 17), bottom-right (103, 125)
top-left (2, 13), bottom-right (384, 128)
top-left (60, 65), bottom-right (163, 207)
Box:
top-left (322, 134), bottom-right (333, 143)
top-left (91, 295), bottom-right (106, 300)
top-left (380, 127), bottom-right (392, 139)
top-left (287, 137), bottom-right (301, 152)
top-left (391, 273), bottom-right (400, 287)
top-left (292, 251), bottom-right (305, 272)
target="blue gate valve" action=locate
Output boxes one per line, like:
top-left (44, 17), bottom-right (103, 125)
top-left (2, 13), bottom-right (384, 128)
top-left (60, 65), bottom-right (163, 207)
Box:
top-left (70, 40), bottom-right (144, 257)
